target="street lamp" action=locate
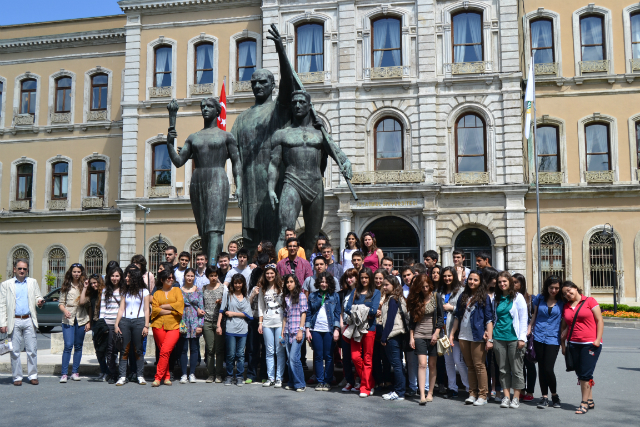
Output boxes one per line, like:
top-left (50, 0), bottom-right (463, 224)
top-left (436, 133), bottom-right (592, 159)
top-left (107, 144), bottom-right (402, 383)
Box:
top-left (601, 223), bottom-right (617, 313)
top-left (137, 204), bottom-right (151, 261)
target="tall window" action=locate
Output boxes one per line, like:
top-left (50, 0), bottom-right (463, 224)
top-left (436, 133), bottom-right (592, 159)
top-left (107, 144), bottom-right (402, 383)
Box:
top-left (52, 162), bottom-right (69, 199)
top-left (237, 39), bottom-right (257, 82)
top-left (12, 247), bottom-right (30, 270)
top-left (540, 232), bottom-right (565, 281)
top-left (632, 13), bottom-right (640, 59)
top-left (372, 18), bottom-right (402, 68)
top-left (91, 74), bottom-right (108, 111)
top-left (149, 240), bottom-right (168, 274)
top-left (455, 114), bottom-right (486, 172)
top-left (0, 81), bottom-right (3, 118)
top-left (536, 126), bottom-right (560, 172)
top-left (531, 19), bottom-right (554, 64)
top-left (47, 247), bottom-right (66, 289)
top-left (55, 77), bottom-right (72, 113)
top-left (84, 246), bottom-right (104, 276)
top-left (452, 12), bottom-right (483, 63)
top-left (375, 118), bottom-right (403, 170)
top-left (585, 123), bottom-right (610, 171)
top-left (190, 239), bottom-right (202, 266)
top-left (195, 42), bottom-right (214, 85)
top-left (154, 46), bottom-right (172, 87)
top-left (20, 79), bottom-right (37, 115)
top-left (580, 15), bottom-right (604, 61)
top-left (17, 164), bottom-right (33, 201)
top-left (153, 144), bottom-right (171, 186)
top-left (636, 121), bottom-right (640, 169)
top-left (589, 233), bottom-right (616, 290)
top-left (88, 160), bottom-right (106, 197)
top-left (296, 23), bottom-right (324, 73)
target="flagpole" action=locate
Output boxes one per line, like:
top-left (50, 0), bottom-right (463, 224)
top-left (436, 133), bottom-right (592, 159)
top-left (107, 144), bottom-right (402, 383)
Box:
top-left (532, 57), bottom-right (543, 295)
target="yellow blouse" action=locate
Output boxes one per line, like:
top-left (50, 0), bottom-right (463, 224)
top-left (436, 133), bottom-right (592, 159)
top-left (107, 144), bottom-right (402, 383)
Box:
top-left (151, 287), bottom-right (184, 330)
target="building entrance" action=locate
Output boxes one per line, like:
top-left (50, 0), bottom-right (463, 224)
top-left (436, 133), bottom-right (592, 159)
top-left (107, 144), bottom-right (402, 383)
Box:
top-left (364, 216), bottom-right (420, 269)
top-left (454, 228), bottom-right (492, 269)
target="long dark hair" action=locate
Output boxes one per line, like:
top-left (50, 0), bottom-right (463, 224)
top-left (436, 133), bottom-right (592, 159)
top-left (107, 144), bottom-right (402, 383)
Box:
top-left (440, 266), bottom-right (462, 296)
top-left (104, 266), bottom-right (124, 304)
top-left (344, 231), bottom-right (361, 250)
top-left (123, 264), bottom-right (145, 298)
top-left (382, 271), bottom-right (404, 303)
top-left (361, 231), bottom-right (378, 256)
top-left (513, 273), bottom-right (530, 304)
top-left (542, 275), bottom-right (562, 302)
top-left (230, 273), bottom-right (248, 297)
top-left (458, 270), bottom-right (488, 308)
top-left (87, 274), bottom-right (104, 319)
top-left (407, 274), bottom-right (435, 323)
top-left (130, 254), bottom-right (148, 275)
top-left (61, 264), bottom-right (87, 294)
top-left (357, 267), bottom-right (375, 298)
top-left (312, 235), bottom-right (329, 254)
top-left (258, 265), bottom-right (283, 295)
top-left (315, 271), bottom-right (336, 295)
top-left (430, 264), bottom-right (442, 293)
top-left (495, 271), bottom-right (516, 301)
top-left (282, 273), bottom-right (302, 305)
top-left (561, 280), bottom-right (582, 301)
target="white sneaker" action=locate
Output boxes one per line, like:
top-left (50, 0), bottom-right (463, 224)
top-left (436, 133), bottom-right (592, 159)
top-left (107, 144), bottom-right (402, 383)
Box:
top-left (189, 374), bottom-right (197, 383)
top-left (510, 398), bottom-right (520, 409)
top-left (369, 387), bottom-right (375, 396)
top-left (382, 391), bottom-right (396, 400)
top-left (138, 376), bottom-right (147, 385)
top-left (179, 375), bottom-right (188, 384)
top-left (465, 395), bottom-right (477, 405)
top-left (59, 375), bottom-right (68, 383)
top-left (359, 392), bottom-right (368, 398)
top-left (473, 398), bottom-right (488, 406)
top-left (116, 377), bottom-right (126, 386)
top-left (274, 380), bottom-right (282, 388)
top-left (500, 397), bottom-right (511, 408)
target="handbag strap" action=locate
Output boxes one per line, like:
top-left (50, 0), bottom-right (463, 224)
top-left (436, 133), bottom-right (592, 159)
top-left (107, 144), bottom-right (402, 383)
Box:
top-left (397, 298), bottom-right (409, 334)
top-left (136, 290), bottom-right (144, 318)
top-left (566, 298), bottom-right (587, 343)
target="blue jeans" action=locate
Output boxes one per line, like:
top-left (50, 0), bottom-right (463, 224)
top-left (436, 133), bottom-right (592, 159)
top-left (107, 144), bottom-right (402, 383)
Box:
top-left (263, 326), bottom-right (286, 381)
top-left (225, 335), bottom-right (247, 379)
top-left (181, 336), bottom-right (200, 376)
top-left (61, 319), bottom-right (86, 375)
top-left (311, 330), bottom-right (335, 384)
top-left (285, 334), bottom-right (305, 389)
top-left (341, 335), bottom-right (355, 385)
top-left (246, 318), bottom-right (266, 381)
top-left (385, 336), bottom-right (406, 397)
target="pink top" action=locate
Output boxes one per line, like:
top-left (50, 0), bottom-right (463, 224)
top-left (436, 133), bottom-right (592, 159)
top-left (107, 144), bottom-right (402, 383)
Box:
top-left (363, 252), bottom-right (379, 271)
top-left (562, 295), bottom-right (600, 344)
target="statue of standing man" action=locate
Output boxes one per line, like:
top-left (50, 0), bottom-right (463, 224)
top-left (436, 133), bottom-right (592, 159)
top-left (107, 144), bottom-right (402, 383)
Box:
top-left (231, 24), bottom-right (294, 253)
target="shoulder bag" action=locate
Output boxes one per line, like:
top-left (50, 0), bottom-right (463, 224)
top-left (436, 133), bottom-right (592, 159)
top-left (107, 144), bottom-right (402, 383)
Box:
top-left (564, 298), bottom-right (586, 372)
top-left (525, 296), bottom-right (543, 363)
top-left (396, 298), bottom-right (412, 352)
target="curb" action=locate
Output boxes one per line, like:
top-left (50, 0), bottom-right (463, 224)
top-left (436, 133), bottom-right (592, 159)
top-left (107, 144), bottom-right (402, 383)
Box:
top-left (603, 317), bottom-right (640, 329)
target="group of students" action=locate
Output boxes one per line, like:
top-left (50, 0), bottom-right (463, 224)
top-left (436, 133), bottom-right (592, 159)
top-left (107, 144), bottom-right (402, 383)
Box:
top-left (53, 230), bottom-right (604, 414)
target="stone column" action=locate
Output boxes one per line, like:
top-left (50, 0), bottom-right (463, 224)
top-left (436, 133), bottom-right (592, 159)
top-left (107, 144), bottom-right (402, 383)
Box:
top-left (423, 212), bottom-right (437, 251)
top-left (494, 244), bottom-right (506, 271)
top-left (441, 245), bottom-right (453, 268)
top-left (119, 205), bottom-right (137, 266)
top-left (337, 212), bottom-right (353, 261)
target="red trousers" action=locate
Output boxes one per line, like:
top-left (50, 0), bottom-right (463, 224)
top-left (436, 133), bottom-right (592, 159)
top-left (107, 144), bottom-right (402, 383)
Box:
top-left (350, 330), bottom-right (376, 394)
top-left (153, 327), bottom-right (180, 382)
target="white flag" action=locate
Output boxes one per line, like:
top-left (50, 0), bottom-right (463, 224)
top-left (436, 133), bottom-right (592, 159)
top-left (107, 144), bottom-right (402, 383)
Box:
top-left (524, 61), bottom-right (535, 140)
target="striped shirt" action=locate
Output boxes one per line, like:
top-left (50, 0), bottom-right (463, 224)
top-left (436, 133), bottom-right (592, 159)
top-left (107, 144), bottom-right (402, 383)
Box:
top-left (99, 288), bottom-right (121, 325)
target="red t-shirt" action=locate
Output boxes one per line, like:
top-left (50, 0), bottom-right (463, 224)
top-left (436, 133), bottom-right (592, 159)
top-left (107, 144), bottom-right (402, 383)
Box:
top-left (563, 295), bottom-right (600, 344)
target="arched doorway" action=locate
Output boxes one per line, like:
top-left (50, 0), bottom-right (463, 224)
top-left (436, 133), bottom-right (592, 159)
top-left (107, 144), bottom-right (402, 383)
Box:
top-left (364, 216), bottom-right (420, 269)
top-left (455, 228), bottom-right (492, 269)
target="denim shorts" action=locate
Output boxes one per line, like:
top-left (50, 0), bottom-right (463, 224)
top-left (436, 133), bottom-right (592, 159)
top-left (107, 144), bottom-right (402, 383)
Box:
top-left (568, 342), bottom-right (602, 381)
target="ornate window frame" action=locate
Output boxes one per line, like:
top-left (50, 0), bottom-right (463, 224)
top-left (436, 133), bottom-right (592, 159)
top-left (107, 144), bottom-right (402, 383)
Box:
top-left (365, 107), bottom-right (411, 171)
top-left (0, 75), bottom-right (6, 129)
top-left (531, 226), bottom-right (572, 294)
top-left (623, 5), bottom-right (640, 73)
top-left (145, 36), bottom-right (177, 100)
top-left (285, 12), bottom-right (334, 84)
top-left (13, 72), bottom-right (41, 126)
top-left (81, 153), bottom-right (110, 208)
top-left (582, 224), bottom-right (623, 298)
top-left (228, 30), bottom-right (262, 97)
top-left (187, 33), bottom-right (218, 98)
top-left (42, 243), bottom-right (70, 290)
top-left (10, 157), bottom-right (37, 209)
top-left (577, 113), bottom-right (618, 183)
top-left (83, 66), bottom-right (113, 123)
top-left (628, 113), bottom-right (640, 181)
top-left (6, 244), bottom-right (34, 279)
top-left (80, 242), bottom-right (108, 269)
top-left (523, 8), bottom-right (562, 77)
top-left (572, 5), bottom-right (614, 76)
top-left (144, 134), bottom-right (176, 198)
top-left (531, 115), bottom-right (568, 183)
top-left (44, 155), bottom-right (72, 211)
top-left (47, 70), bottom-right (76, 126)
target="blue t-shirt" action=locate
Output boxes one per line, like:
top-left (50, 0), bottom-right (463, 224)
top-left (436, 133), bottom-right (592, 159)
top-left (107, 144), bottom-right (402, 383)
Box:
top-left (532, 294), bottom-right (564, 346)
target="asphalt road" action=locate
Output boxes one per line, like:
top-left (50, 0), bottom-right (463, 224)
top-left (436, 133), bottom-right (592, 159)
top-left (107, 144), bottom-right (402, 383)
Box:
top-left (2, 327), bottom-right (639, 426)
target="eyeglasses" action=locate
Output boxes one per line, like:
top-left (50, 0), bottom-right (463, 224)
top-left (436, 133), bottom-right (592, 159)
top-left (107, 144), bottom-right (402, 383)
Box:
top-left (16, 267), bottom-right (28, 271)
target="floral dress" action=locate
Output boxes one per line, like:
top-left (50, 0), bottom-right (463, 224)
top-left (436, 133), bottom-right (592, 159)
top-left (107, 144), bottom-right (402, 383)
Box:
top-left (181, 287), bottom-right (204, 338)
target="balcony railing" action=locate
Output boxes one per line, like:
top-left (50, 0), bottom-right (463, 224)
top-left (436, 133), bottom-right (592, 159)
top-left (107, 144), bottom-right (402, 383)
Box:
top-left (87, 110), bottom-right (108, 121)
top-left (351, 170), bottom-right (425, 185)
top-left (149, 86), bottom-right (173, 98)
top-left (190, 83), bottom-right (214, 96)
top-left (298, 71), bottom-right (327, 84)
top-left (450, 61), bottom-right (492, 75)
top-left (534, 62), bottom-right (558, 75)
top-left (149, 186), bottom-right (171, 198)
top-left (48, 199), bottom-right (68, 210)
top-left (535, 171), bottom-right (564, 184)
top-left (454, 172), bottom-right (490, 185)
top-left (82, 197), bottom-right (104, 209)
top-left (51, 112), bottom-right (71, 124)
top-left (15, 114), bottom-right (34, 126)
top-left (579, 60), bottom-right (609, 74)
top-left (585, 170), bottom-right (614, 183)
top-left (10, 200), bottom-right (30, 211)
top-left (369, 66), bottom-right (406, 79)
top-left (233, 80), bottom-right (252, 92)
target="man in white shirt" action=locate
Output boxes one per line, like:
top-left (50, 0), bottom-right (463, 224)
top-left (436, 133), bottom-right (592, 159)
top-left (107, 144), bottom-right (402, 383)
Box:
top-left (193, 252), bottom-right (209, 289)
top-left (302, 257), bottom-right (340, 296)
top-left (0, 259), bottom-right (45, 386)
top-left (227, 241), bottom-right (240, 269)
top-left (453, 250), bottom-right (470, 283)
top-left (173, 251), bottom-right (191, 287)
top-left (223, 248), bottom-right (252, 290)
top-left (381, 256), bottom-right (401, 284)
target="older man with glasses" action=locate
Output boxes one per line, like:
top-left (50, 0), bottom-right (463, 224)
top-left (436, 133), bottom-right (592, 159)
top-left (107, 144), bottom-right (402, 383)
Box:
top-left (0, 259), bottom-right (45, 386)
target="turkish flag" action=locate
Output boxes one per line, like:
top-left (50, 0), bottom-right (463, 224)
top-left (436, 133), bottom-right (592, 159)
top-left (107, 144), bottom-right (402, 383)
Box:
top-left (217, 81), bottom-right (227, 131)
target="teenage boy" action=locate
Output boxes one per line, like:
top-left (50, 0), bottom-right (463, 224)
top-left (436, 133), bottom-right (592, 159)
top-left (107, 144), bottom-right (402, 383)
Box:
top-left (174, 251), bottom-right (191, 287)
top-left (399, 264), bottom-right (420, 396)
top-left (322, 243), bottom-right (343, 281)
top-left (194, 252), bottom-right (209, 289)
top-left (227, 241), bottom-right (240, 268)
top-left (276, 238), bottom-right (313, 286)
top-left (216, 252), bottom-right (231, 277)
top-left (350, 250), bottom-right (364, 272)
top-left (381, 256), bottom-right (401, 284)
top-left (302, 257), bottom-right (340, 295)
top-left (165, 246), bottom-right (178, 266)
top-left (223, 248), bottom-right (252, 290)
top-left (423, 250), bottom-right (438, 269)
top-left (400, 265), bottom-right (415, 298)
top-left (475, 251), bottom-right (492, 269)
top-left (452, 250), bottom-right (470, 282)
top-left (277, 228), bottom-right (306, 261)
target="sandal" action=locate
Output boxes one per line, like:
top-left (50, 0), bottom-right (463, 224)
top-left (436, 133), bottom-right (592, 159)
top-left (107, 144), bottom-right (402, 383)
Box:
top-left (575, 401), bottom-right (588, 415)
top-left (426, 395), bottom-right (433, 402)
top-left (419, 399), bottom-right (427, 406)
top-left (587, 399), bottom-right (595, 410)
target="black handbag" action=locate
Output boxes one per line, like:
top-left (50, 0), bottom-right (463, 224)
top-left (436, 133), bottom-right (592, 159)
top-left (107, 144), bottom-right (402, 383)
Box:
top-left (564, 299), bottom-right (586, 372)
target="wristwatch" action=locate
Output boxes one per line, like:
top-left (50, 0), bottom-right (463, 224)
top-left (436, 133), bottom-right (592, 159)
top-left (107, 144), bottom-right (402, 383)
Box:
top-left (487, 339), bottom-right (494, 343)
top-left (299, 326), bottom-right (305, 331)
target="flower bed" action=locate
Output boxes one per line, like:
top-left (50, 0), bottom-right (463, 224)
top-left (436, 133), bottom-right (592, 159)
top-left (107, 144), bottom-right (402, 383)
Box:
top-left (602, 311), bottom-right (640, 319)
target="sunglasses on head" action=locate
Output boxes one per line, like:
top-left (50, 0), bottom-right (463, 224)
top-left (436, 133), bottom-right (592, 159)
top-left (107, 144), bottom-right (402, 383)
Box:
top-left (265, 264), bottom-right (277, 269)
top-left (90, 274), bottom-right (100, 279)
top-left (71, 263), bottom-right (84, 270)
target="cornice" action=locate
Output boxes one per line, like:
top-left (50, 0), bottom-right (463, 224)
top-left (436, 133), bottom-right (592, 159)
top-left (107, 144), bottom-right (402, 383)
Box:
top-left (0, 29), bottom-right (125, 53)
top-left (118, 0), bottom-right (260, 13)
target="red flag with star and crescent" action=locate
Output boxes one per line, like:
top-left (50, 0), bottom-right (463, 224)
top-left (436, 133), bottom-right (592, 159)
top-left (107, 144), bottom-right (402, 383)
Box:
top-left (217, 80), bottom-right (227, 131)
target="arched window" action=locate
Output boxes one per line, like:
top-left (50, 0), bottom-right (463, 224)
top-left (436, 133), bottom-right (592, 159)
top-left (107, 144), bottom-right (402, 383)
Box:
top-left (20, 79), bottom-right (37, 115)
top-left (190, 238), bottom-right (202, 266)
top-left (154, 45), bottom-right (173, 88)
top-left (149, 239), bottom-right (168, 274)
top-left (52, 162), bottom-right (69, 200)
top-left (589, 232), bottom-right (616, 290)
top-left (296, 23), bottom-right (324, 73)
top-left (88, 160), bottom-right (106, 197)
top-left (635, 121), bottom-right (640, 170)
top-left (0, 81), bottom-right (3, 118)
top-left (91, 74), bottom-right (108, 111)
top-left (580, 15), bottom-right (605, 62)
top-left (452, 12), bottom-right (483, 63)
top-left (47, 247), bottom-right (66, 289)
top-left (55, 77), bottom-right (72, 113)
top-left (536, 125), bottom-right (560, 172)
top-left (84, 246), bottom-right (104, 276)
top-left (531, 19), bottom-right (554, 64)
top-left (372, 17), bottom-right (402, 68)
top-left (237, 39), bottom-right (257, 82)
top-left (632, 13), bottom-right (640, 59)
top-left (541, 232), bottom-right (565, 281)
top-left (152, 144), bottom-right (171, 186)
top-left (17, 163), bottom-right (34, 202)
top-left (455, 114), bottom-right (486, 172)
top-left (585, 123), bottom-right (610, 171)
top-left (195, 42), bottom-right (214, 85)
top-left (374, 117), bottom-right (403, 170)
top-left (12, 247), bottom-right (30, 267)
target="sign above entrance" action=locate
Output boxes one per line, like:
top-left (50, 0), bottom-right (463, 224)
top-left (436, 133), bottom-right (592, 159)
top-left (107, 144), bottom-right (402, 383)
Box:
top-left (351, 199), bottom-right (422, 209)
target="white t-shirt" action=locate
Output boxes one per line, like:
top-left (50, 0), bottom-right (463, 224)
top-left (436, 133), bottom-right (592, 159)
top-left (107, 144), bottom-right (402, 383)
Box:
top-left (224, 266), bottom-right (252, 290)
top-left (342, 249), bottom-right (356, 270)
top-left (123, 289), bottom-right (150, 319)
top-left (313, 305), bottom-right (330, 332)
top-left (174, 267), bottom-right (186, 287)
top-left (458, 305), bottom-right (477, 342)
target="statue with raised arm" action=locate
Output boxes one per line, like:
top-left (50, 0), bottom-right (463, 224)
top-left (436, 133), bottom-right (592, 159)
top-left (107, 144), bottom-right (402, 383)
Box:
top-left (166, 97), bottom-right (242, 265)
top-left (268, 91), bottom-right (352, 255)
top-left (230, 24), bottom-right (294, 253)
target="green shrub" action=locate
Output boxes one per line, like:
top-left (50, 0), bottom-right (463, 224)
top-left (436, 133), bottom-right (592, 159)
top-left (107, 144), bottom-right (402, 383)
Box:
top-left (600, 304), bottom-right (640, 313)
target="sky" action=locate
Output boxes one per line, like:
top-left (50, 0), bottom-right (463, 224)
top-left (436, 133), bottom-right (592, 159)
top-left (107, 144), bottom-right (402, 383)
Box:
top-left (1, 0), bottom-right (124, 26)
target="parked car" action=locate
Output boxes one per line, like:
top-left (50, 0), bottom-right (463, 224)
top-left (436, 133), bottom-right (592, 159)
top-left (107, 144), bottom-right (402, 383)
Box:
top-left (36, 287), bottom-right (61, 333)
